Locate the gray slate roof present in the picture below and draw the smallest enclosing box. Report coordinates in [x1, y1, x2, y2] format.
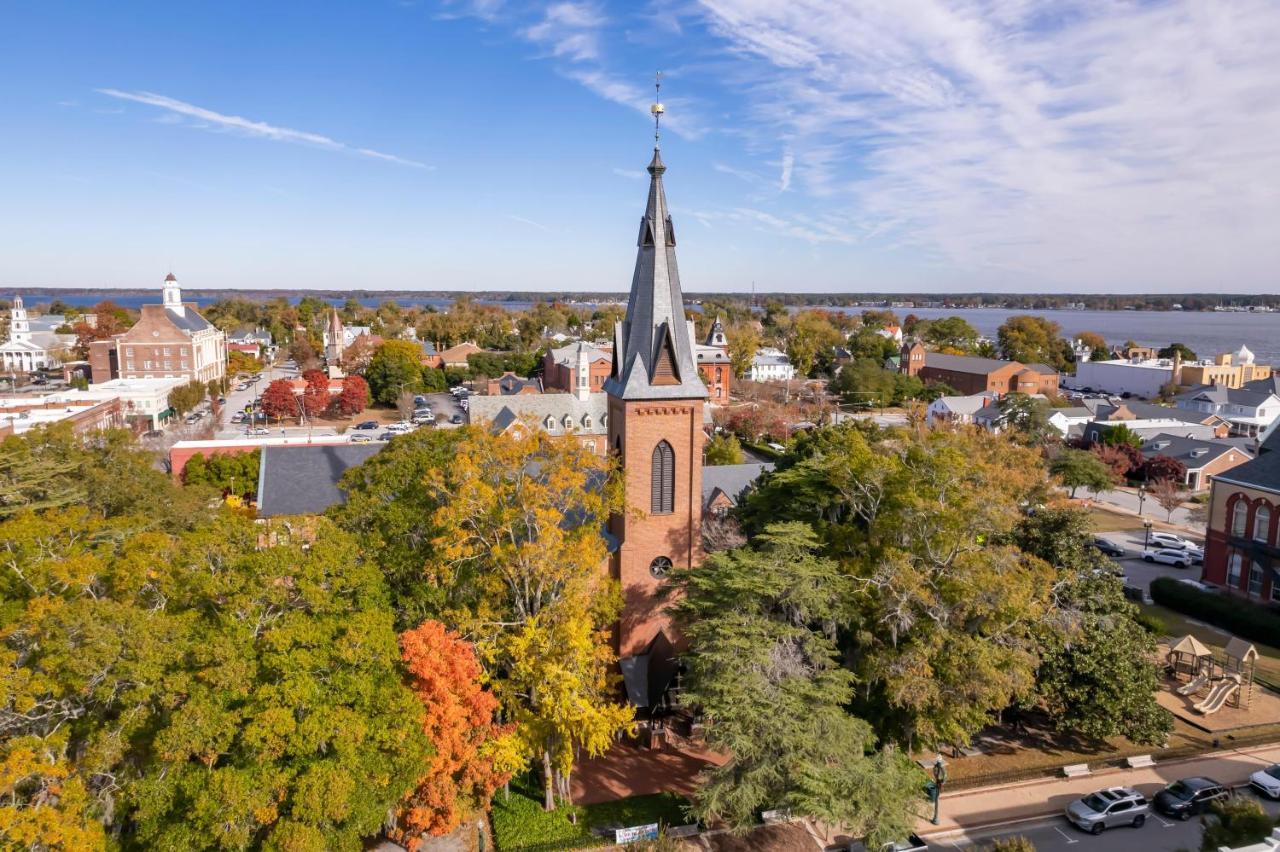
[258, 444, 382, 517]
[1212, 438, 1280, 494]
[1177, 384, 1278, 408]
[701, 462, 773, 507]
[1140, 433, 1250, 469]
[604, 149, 708, 402]
[1243, 376, 1280, 396]
[469, 391, 609, 435]
[550, 341, 610, 367]
[165, 305, 213, 333]
[1095, 401, 1219, 425]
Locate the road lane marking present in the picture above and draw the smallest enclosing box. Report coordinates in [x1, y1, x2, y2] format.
[1154, 814, 1176, 827]
[1051, 826, 1079, 844]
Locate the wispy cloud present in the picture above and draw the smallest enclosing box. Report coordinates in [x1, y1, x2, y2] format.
[613, 167, 645, 179]
[505, 213, 551, 231]
[694, 0, 1280, 288]
[522, 2, 605, 62]
[96, 89, 430, 169]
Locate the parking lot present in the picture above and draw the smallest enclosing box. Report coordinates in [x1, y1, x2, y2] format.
[1095, 527, 1207, 592]
[948, 787, 1280, 851]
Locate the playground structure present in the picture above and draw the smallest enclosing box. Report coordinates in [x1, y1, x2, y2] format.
[1166, 635, 1259, 716]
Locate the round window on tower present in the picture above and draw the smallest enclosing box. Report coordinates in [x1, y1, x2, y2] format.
[649, 556, 673, 578]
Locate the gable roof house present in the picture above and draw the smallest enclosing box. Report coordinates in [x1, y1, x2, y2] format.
[1177, 385, 1280, 442]
[926, 392, 998, 426]
[1140, 433, 1253, 491]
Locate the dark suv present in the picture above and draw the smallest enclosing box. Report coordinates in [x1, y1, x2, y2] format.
[1153, 777, 1229, 819]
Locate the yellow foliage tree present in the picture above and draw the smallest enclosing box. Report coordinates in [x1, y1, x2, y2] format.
[0, 732, 106, 851]
[423, 426, 632, 811]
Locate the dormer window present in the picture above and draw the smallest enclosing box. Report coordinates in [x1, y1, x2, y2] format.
[582, 415, 592, 429]
[544, 415, 555, 430]
[562, 415, 573, 429]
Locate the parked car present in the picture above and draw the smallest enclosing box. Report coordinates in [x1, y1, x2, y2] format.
[230, 412, 246, 424]
[141, 430, 164, 439]
[245, 427, 270, 436]
[378, 431, 397, 441]
[412, 413, 435, 425]
[1148, 531, 1193, 550]
[1065, 787, 1148, 834]
[1142, 548, 1193, 568]
[1182, 543, 1205, 564]
[355, 420, 379, 430]
[450, 413, 464, 424]
[1153, 777, 1229, 819]
[1093, 537, 1125, 557]
[1249, 764, 1280, 799]
[387, 422, 414, 433]
[235, 383, 250, 391]
[349, 433, 374, 444]
[413, 395, 428, 405]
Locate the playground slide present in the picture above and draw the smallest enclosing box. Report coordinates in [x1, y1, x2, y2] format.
[1178, 673, 1211, 696]
[1195, 675, 1242, 715]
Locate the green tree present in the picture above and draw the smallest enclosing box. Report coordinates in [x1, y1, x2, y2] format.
[921, 316, 979, 352]
[1100, 423, 1143, 449]
[1158, 342, 1197, 361]
[786, 311, 842, 379]
[668, 523, 922, 842]
[1010, 507, 1172, 744]
[738, 424, 1056, 748]
[1050, 449, 1115, 497]
[421, 365, 448, 393]
[331, 428, 468, 629]
[1199, 797, 1275, 851]
[727, 323, 761, 379]
[167, 379, 207, 416]
[830, 359, 897, 408]
[704, 432, 746, 466]
[997, 393, 1053, 444]
[181, 449, 261, 498]
[366, 339, 426, 404]
[997, 316, 1067, 370]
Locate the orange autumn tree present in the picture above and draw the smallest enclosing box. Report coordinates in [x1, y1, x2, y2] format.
[394, 620, 515, 843]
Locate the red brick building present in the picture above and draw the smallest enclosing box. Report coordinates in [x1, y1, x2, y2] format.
[1201, 432, 1280, 601]
[695, 316, 731, 403]
[900, 342, 1060, 397]
[95, 275, 226, 385]
[605, 145, 708, 678]
[542, 342, 612, 394]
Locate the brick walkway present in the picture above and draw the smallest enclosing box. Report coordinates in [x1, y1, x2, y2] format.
[916, 741, 1280, 838]
[571, 739, 729, 806]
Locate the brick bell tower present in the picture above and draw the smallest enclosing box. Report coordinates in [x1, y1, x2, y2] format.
[605, 91, 707, 669]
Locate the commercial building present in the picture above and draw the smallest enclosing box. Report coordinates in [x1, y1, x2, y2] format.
[48, 377, 188, 430]
[1073, 347, 1273, 399]
[96, 275, 226, 385]
[0, 396, 124, 437]
[899, 343, 1060, 397]
[1179, 346, 1271, 389]
[542, 341, 612, 394]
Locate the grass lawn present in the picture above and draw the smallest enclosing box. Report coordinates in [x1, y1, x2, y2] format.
[490, 777, 690, 851]
[1087, 505, 1184, 534]
[1141, 603, 1280, 688]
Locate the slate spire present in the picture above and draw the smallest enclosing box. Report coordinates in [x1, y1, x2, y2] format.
[604, 143, 707, 401]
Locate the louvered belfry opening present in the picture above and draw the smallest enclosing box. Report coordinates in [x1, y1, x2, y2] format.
[651, 440, 674, 514]
[650, 325, 681, 385]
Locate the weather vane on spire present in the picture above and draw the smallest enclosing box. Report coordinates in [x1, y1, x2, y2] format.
[650, 71, 664, 148]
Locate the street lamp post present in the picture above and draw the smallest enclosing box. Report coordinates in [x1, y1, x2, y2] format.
[1137, 482, 1147, 517]
[929, 754, 948, 825]
[1144, 519, 1153, 550]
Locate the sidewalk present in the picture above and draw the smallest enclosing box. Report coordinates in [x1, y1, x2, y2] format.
[1084, 486, 1200, 533]
[917, 742, 1280, 837]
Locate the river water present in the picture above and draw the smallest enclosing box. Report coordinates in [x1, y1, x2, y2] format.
[875, 307, 1280, 365]
[15, 292, 1280, 366]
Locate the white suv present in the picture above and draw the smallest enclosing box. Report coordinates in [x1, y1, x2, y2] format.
[1142, 548, 1193, 568]
[1148, 531, 1192, 550]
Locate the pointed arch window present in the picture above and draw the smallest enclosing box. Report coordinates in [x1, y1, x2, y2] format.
[651, 440, 674, 515]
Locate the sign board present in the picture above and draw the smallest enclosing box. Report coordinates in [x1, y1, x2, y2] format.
[615, 823, 660, 843]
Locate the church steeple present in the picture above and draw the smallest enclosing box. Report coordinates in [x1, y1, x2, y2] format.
[604, 94, 706, 402]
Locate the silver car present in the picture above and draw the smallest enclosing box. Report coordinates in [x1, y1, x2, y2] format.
[1065, 787, 1148, 834]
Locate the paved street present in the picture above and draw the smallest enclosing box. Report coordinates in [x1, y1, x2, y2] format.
[941, 789, 1280, 851]
[1089, 486, 1198, 531]
[1092, 527, 1209, 591]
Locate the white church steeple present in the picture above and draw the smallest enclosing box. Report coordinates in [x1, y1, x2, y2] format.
[9, 295, 30, 342]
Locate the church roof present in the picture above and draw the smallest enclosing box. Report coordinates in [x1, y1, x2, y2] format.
[604, 148, 707, 402]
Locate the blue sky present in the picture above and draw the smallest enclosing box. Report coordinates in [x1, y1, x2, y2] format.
[2, 1, 1279, 294]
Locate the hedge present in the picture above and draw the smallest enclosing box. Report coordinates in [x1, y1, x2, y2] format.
[1149, 577, 1280, 647]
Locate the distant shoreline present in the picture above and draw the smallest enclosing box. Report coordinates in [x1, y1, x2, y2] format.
[3, 287, 1278, 313]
